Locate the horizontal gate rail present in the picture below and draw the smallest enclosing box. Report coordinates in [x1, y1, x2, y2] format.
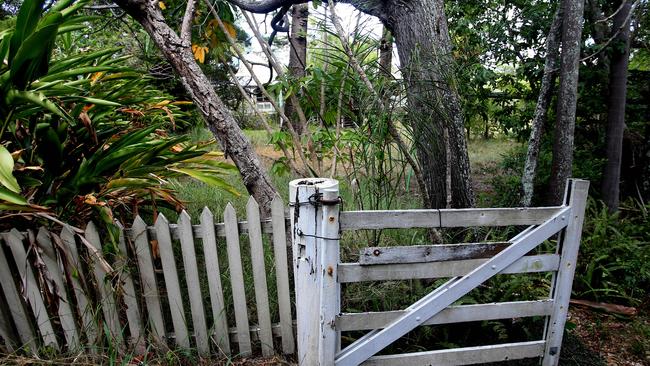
[340, 206, 563, 230]
[359, 241, 510, 265]
[336, 300, 554, 332]
[361, 340, 547, 366]
[339, 253, 560, 283]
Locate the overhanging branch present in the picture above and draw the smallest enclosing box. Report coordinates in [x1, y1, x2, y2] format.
[221, 0, 388, 24]
[223, 0, 306, 13]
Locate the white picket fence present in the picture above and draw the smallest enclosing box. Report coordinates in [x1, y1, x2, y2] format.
[290, 178, 589, 366]
[0, 196, 294, 357]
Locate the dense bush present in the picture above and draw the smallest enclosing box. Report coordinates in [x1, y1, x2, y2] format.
[574, 199, 650, 306]
[0, 0, 237, 232]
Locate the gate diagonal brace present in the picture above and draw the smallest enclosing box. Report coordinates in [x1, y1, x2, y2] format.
[334, 206, 572, 366]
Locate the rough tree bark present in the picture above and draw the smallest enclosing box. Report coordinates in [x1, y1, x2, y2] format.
[114, 0, 278, 214]
[521, 7, 563, 207]
[285, 3, 309, 135]
[602, 0, 634, 212]
[548, 0, 585, 204]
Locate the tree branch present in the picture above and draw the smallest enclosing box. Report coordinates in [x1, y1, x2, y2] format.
[580, 0, 639, 63]
[180, 0, 198, 45]
[222, 0, 305, 13]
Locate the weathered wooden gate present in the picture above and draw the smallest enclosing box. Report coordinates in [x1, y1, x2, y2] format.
[290, 178, 589, 366]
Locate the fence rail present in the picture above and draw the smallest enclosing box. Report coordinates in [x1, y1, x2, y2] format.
[0, 196, 294, 357]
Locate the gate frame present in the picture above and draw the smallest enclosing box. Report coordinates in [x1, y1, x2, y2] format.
[290, 178, 589, 366]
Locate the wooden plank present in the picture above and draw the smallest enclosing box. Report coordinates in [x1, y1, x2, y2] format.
[246, 197, 274, 356]
[4, 229, 59, 350]
[340, 207, 562, 230]
[318, 188, 341, 364]
[114, 223, 144, 351]
[0, 234, 37, 351]
[155, 214, 190, 348]
[200, 207, 230, 355]
[543, 179, 590, 366]
[132, 216, 166, 346]
[335, 207, 570, 366]
[337, 300, 554, 331]
[60, 226, 97, 344]
[201, 207, 230, 356]
[0, 297, 15, 351]
[339, 254, 560, 283]
[36, 228, 80, 350]
[359, 242, 510, 265]
[84, 222, 122, 345]
[361, 340, 546, 366]
[224, 203, 252, 356]
[271, 195, 295, 354]
[178, 211, 209, 355]
[340, 210, 441, 230]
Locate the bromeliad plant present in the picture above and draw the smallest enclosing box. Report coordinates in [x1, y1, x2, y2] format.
[0, 0, 238, 231]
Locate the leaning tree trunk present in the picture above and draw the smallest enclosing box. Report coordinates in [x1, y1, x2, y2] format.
[386, 0, 474, 208]
[115, 0, 278, 214]
[285, 3, 309, 136]
[548, 0, 585, 205]
[521, 7, 563, 207]
[602, 0, 633, 212]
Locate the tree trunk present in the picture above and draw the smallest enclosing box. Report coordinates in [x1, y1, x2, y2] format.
[379, 26, 392, 78]
[285, 4, 308, 136]
[115, 0, 278, 214]
[380, 0, 475, 208]
[601, 0, 633, 212]
[548, 0, 585, 205]
[521, 7, 563, 207]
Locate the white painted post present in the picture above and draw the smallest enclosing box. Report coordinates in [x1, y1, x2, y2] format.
[542, 179, 589, 366]
[318, 187, 341, 365]
[289, 178, 339, 366]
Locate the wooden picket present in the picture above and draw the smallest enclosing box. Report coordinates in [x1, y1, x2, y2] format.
[0, 196, 295, 358]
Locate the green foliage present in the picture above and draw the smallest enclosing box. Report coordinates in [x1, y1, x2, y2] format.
[0, 0, 237, 228]
[573, 199, 650, 306]
[446, 0, 557, 140]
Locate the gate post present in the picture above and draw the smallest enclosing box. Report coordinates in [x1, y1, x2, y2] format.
[290, 178, 340, 365]
[542, 179, 589, 366]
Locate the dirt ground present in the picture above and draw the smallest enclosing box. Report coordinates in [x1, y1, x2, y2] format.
[568, 306, 650, 366]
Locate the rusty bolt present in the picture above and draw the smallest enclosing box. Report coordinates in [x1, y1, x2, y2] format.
[329, 216, 335, 223]
[327, 265, 334, 276]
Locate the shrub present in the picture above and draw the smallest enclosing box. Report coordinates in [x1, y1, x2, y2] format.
[0, 0, 237, 232]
